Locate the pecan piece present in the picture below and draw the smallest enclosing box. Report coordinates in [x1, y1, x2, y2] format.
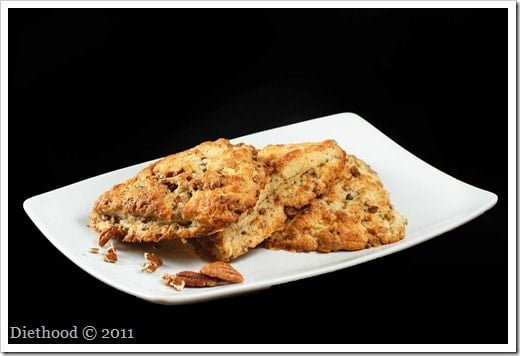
[103, 244, 118, 263]
[200, 261, 244, 283]
[175, 271, 219, 287]
[98, 229, 112, 247]
[98, 226, 125, 247]
[141, 252, 163, 273]
[162, 273, 186, 291]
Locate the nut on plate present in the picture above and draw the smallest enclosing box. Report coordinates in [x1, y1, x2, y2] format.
[162, 273, 186, 291]
[103, 244, 118, 263]
[174, 271, 220, 287]
[200, 261, 244, 283]
[142, 252, 163, 273]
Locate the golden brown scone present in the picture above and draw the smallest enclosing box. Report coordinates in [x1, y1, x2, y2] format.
[262, 154, 407, 252]
[188, 173, 286, 262]
[189, 140, 347, 261]
[89, 138, 269, 244]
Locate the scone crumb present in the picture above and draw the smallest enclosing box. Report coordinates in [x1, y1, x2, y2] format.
[89, 247, 100, 254]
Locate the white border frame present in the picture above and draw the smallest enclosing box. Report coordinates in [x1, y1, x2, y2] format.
[1, 1, 515, 353]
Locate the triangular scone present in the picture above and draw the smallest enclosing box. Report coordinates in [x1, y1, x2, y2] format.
[189, 140, 347, 261]
[262, 154, 407, 252]
[89, 138, 269, 245]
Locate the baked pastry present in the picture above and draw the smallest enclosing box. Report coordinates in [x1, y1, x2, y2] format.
[262, 154, 407, 252]
[189, 140, 347, 261]
[89, 138, 269, 244]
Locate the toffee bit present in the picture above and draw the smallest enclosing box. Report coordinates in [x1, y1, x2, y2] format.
[345, 191, 358, 200]
[350, 166, 361, 177]
[367, 206, 379, 213]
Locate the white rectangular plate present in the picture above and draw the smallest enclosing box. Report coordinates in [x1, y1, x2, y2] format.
[23, 112, 497, 305]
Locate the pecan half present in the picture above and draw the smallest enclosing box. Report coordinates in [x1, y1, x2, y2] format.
[141, 252, 163, 273]
[175, 271, 219, 287]
[200, 261, 244, 283]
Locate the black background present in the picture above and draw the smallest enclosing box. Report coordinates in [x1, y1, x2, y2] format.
[8, 8, 508, 345]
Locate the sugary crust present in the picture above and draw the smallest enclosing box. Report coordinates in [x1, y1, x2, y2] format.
[190, 140, 347, 261]
[89, 139, 269, 242]
[257, 139, 346, 208]
[262, 154, 407, 252]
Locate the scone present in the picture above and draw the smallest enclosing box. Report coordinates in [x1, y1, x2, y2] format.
[262, 154, 407, 252]
[89, 138, 269, 244]
[189, 140, 347, 261]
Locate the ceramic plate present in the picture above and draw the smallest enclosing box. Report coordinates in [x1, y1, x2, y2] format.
[23, 112, 497, 304]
